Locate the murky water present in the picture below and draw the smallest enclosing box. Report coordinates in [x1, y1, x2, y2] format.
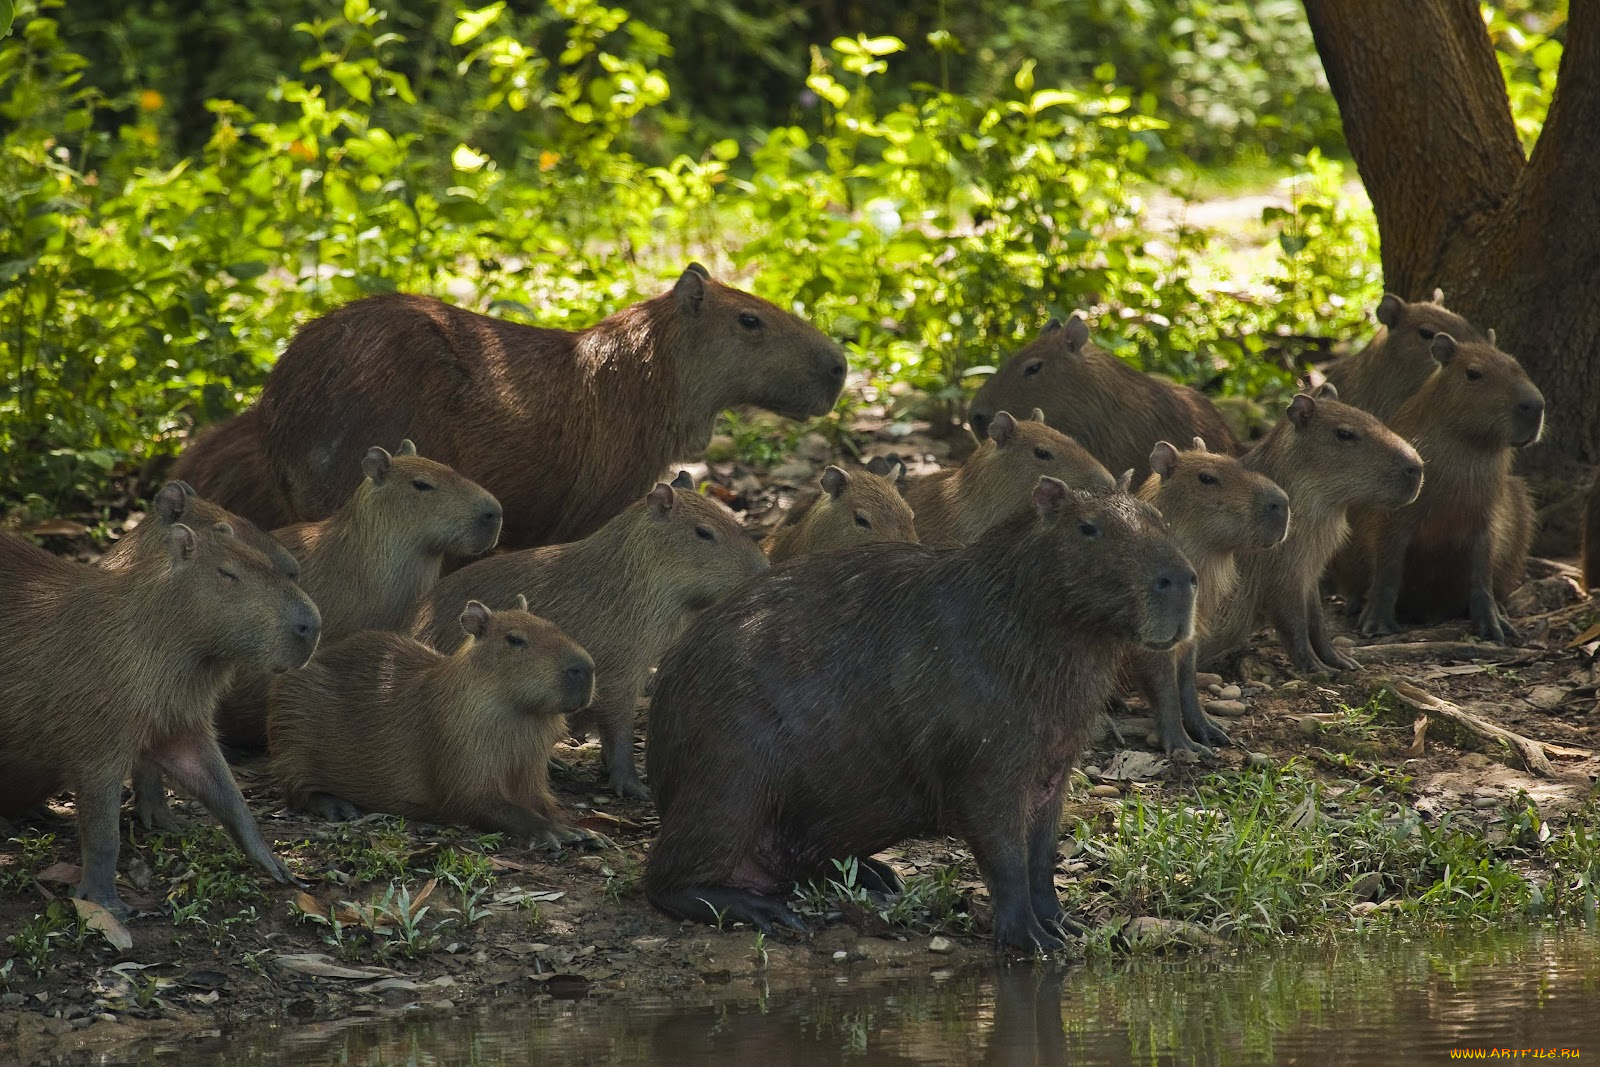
[110, 930, 1600, 1065]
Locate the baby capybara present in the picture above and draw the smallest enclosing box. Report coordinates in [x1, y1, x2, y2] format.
[764, 464, 917, 563]
[644, 476, 1197, 953]
[967, 316, 1238, 481]
[1334, 334, 1542, 642]
[270, 598, 604, 848]
[412, 474, 768, 799]
[1126, 439, 1289, 754]
[102, 479, 299, 580]
[1321, 290, 1489, 421]
[905, 409, 1114, 546]
[0, 523, 320, 916]
[1202, 388, 1423, 675]
[251, 264, 847, 547]
[170, 410, 295, 532]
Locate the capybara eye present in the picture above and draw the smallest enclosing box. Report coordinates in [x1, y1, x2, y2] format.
[217, 568, 240, 583]
[1419, 327, 1436, 340]
[1336, 428, 1357, 442]
[855, 512, 871, 529]
[1198, 472, 1218, 486]
[739, 312, 762, 329]
[1466, 368, 1484, 381]
[695, 525, 716, 541]
[1023, 360, 1044, 377]
[1033, 447, 1053, 461]
[1078, 521, 1100, 538]
[505, 633, 527, 648]
[412, 479, 436, 492]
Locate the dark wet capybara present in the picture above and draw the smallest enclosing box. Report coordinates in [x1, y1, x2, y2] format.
[1332, 334, 1542, 642]
[253, 264, 847, 547]
[0, 523, 320, 917]
[1321, 290, 1489, 422]
[643, 476, 1197, 954]
[1201, 388, 1423, 675]
[169, 409, 296, 532]
[269, 598, 604, 848]
[967, 316, 1238, 482]
[1125, 438, 1289, 755]
[412, 474, 768, 800]
[764, 464, 917, 563]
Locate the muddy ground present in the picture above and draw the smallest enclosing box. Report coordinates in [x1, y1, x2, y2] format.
[2, 416, 1597, 1065]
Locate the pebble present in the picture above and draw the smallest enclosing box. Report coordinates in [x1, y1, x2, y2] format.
[1246, 752, 1273, 769]
[1459, 753, 1490, 770]
[1473, 796, 1500, 810]
[1088, 784, 1122, 798]
[832, 951, 849, 962]
[928, 936, 955, 955]
[1195, 672, 1224, 689]
[1217, 684, 1242, 701]
[1296, 715, 1321, 738]
[1527, 685, 1568, 711]
[1206, 683, 1223, 696]
[1206, 700, 1249, 718]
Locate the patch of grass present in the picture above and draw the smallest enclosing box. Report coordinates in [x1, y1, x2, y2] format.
[147, 824, 268, 931]
[6, 902, 74, 976]
[317, 818, 415, 886]
[0, 832, 59, 893]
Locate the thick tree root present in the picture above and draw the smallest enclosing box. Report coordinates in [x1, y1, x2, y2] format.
[1379, 678, 1591, 777]
[1355, 641, 1527, 664]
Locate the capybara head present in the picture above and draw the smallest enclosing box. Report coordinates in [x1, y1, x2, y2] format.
[672, 263, 847, 421]
[355, 440, 504, 555]
[1372, 290, 1488, 357]
[1025, 477, 1196, 650]
[158, 521, 321, 673]
[1281, 389, 1424, 509]
[965, 409, 1116, 499]
[797, 465, 917, 554]
[627, 474, 770, 610]
[1146, 438, 1291, 552]
[457, 596, 595, 716]
[106, 481, 301, 580]
[1416, 334, 1545, 449]
[968, 316, 1098, 440]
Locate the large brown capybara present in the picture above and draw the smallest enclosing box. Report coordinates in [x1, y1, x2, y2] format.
[269, 598, 604, 848]
[764, 464, 917, 563]
[0, 523, 319, 916]
[1321, 290, 1489, 422]
[412, 474, 768, 800]
[1584, 475, 1600, 593]
[252, 264, 847, 547]
[1201, 389, 1423, 675]
[170, 409, 296, 532]
[905, 409, 1115, 547]
[643, 476, 1197, 953]
[967, 316, 1238, 482]
[1126, 438, 1289, 755]
[1332, 334, 1543, 642]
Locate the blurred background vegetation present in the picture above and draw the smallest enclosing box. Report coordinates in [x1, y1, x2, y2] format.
[0, 0, 1567, 518]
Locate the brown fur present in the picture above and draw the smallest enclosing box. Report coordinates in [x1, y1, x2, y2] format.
[968, 316, 1238, 481]
[1202, 390, 1423, 675]
[1322, 291, 1489, 421]
[170, 410, 295, 531]
[101, 480, 298, 580]
[1332, 335, 1543, 641]
[1585, 475, 1600, 592]
[905, 410, 1115, 547]
[764, 464, 917, 563]
[642, 477, 1197, 951]
[0, 522, 319, 915]
[412, 478, 768, 799]
[1125, 439, 1290, 753]
[269, 599, 602, 847]
[255, 264, 847, 547]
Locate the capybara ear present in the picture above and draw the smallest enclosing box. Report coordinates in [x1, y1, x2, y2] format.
[1031, 476, 1070, 522]
[175, 480, 198, 497]
[1116, 469, 1135, 493]
[459, 600, 492, 639]
[1191, 436, 1208, 453]
[1312, 381, 1339, 402]
[674, 265, 707, 314]
[989, 411, 1018, 448]
[396, 439, 418, 456]
[647, 482, 676, 518]
[1431, 287, 1445, 304]
[1029, 407, 1047, 423]
[865, 453, 903, 480]
[511, 593, 529, 613]
[1430, 332, 1459, 365]
[890, 461, 907, 485]
[1287, 394, 1318, 428]
[820, 466, 849, 498]
[684, 262, 711, 280]
[152, 481, 190, 524]
[1150, 441, 1179, 479]
[362, 446, 393, 486]
[1040, 317, 1063, 336]
[170, 523, 198, 562]
[1062, 315, 1090, 351]
[1375, 293, 1404, 327]
[670, 470, 695, 491]
[210, 521, 236, 538]
[1487, 327, 1496, 347]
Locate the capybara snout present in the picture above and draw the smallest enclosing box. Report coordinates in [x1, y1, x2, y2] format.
[1144, 563, 1199, 651]
[200, 529, 322, 673]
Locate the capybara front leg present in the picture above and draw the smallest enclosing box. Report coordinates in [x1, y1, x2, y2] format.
[1175, 643, 1231, 750]
[597, 697, 649, 800]
[131, 757, 181, 832]
[645, 885, 809, 934]
[1306, 594, 1360, 672]
[1358, 515, 1417, 637]
[1468, 527, 1519, 644]
[969, 823, 1063, 955]
[1026, 784, 1082, 938]
[74, 774, 130, 918]
[152, 735, 291, 884]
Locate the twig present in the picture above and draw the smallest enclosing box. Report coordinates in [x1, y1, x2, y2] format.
[1355, 641, 1525, 664]
[1379, 678, 1590, 777]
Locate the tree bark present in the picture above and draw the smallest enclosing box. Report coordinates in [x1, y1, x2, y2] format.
[1303, 0, 1600, 524]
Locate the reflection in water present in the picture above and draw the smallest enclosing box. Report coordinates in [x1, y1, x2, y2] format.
[103, 930, 1600, 1065]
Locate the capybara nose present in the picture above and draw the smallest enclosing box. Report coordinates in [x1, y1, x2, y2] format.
[829, 359, 846, 380]
[565, 661, 593, 687]
[1260, 490, 1291, 544]
[1517, 396, 1545, 419]
[288, 603, 321, 665]
[563, 660, 595, 710]
[480, 506, 502, 526]
[1152, 567, 1196, 597]
[969, 411, 991, 439]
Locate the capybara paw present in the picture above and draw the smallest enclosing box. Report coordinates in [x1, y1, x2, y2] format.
[609, 775, 652, 802]
[1194, 715, 1233, 749]
[853, 856, 905, 896]
[735, 897, 809, 935]
[75, 885, 130, 921]
[136, 800, 183, 834]
[994, 916, 1065, 956]
[547, 755, 574, 778]
[1037, 909, 1086, 938]
[1476, 610, 1520, 646]
[307, 794, 364, 822]
[1357, 606, 1400, 638]
[1160, 729, 1216, 759]
[267, 856, 294, 884]
[1325, 648, 1362, 672]
[572, 827, 616, 851]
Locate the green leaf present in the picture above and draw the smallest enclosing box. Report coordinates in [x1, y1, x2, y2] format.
[331, 61, 372, 104]
[452, 2, 505, 46]
[1014, 60, 1036, 93]
[341, 0, 369, 24]
[0, 0, 14, 39]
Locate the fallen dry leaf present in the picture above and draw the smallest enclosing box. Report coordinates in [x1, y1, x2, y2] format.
[34, 861, 82, 885]
[1405, 714, 1429, 758]
[72, 898, 133, 951]
[22, 519, 90, 537]
[1568, 621, 1600, 648]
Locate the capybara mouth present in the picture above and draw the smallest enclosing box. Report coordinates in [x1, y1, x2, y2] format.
[1512, 425, 1544, 448]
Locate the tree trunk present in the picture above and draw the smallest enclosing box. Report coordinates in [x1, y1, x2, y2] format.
[1303, 0, 1600, 545]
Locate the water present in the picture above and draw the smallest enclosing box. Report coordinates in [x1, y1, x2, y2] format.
[114, 930, 1600, 1065]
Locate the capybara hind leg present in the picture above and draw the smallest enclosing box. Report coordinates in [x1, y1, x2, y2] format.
[647, 885, 809, 934]
[853, 855, 904, 895]
[969, 824, 1063, 955]
[597, 700, 649, 800]
[152, 736, 291, 884]
[74, 775, 130, 919]
[131, 758, 181, 832]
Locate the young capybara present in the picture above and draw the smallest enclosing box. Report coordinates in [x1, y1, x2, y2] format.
[1201, 389, 1423, 675]
[169, 410, 296, 532]
[1321, 290, 1490, 422]
[0, 523, 320, 916]
[1584, 475, 1600, 593]
[412, 474, 768, 799]
[1332, 334, 1543, 642]
[764, 464, 917, 563]
[1125, 438, 1290, 754]
[101, 479, 300, 581]
[643, 477, 1197, 952]
[967, 315, 1238, 481]
[269, 598, 604, 848]
[905, 409, 1115, 547]
[251, 263, 847, 547]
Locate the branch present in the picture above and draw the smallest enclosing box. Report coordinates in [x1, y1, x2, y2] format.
[1381, 678, 1590, 777]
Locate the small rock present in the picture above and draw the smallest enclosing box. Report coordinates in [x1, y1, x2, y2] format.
[1350, 871, 1384, 902]
[928, 936, 955, 955]
[1333, 636, 1355, 647]
[1247, 752, 1273, 769]
[1473, 795, 1500, 810]
[1278, 680, 1307, 694]
[1206, 683, 1223, 696]
[1349, 902, 1379, 917]
[1206, 700, 1249, 718]
[832, 951, 849, 962]
[1217, 684, 1242, 701]
[1459, 753, 1490, 770]
[1296, 715, 1321, 738]
[769, 460, 815, 484]
[1527, 685, 1568, 711]
[1195, 672, 1224, 689]
[1088, 784, 1122, 798]
[630, 937, 669, 952]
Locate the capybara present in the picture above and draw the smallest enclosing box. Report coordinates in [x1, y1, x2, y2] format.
[1321, 290, 1489, 421]
[0, 523, 320, 916]
[905, 409, 1115, 547]
[170, 410, 295, 532]
[101, 479, 299, 580]
[764, 464, 917, 563]
[1584, 475, 1600, 592]
[1332, 334, 1542, 642]
[642, 476, 1196, 952]
[252, 263, 846, 547]
[269, 598, 603, 847]
[1202, 389, 1423, 675]
[967, 315, 1238, 481]
[1126, 438, 1289, 754]
[412, 474, 768, 799]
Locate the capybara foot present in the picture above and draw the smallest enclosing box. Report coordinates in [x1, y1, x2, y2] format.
[531, 824, 614, 851]
[1190, 713, 1233, 750]
[74, 882, 130, 921]
[649, 885, 810, 935]
[135, 792, 183, 833]
[547, 754, 574, 779]
[1473, 605, 1520, 645]
[1158, 727, 1217, 760]
[1357, 603, 1401, 638]
[1037, 908, 1086, 938]
[607, 771, 651, 801]
[993, 912, 1065, 956]
[852, 855, 904, 895]
[306, 792, 364, 822]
